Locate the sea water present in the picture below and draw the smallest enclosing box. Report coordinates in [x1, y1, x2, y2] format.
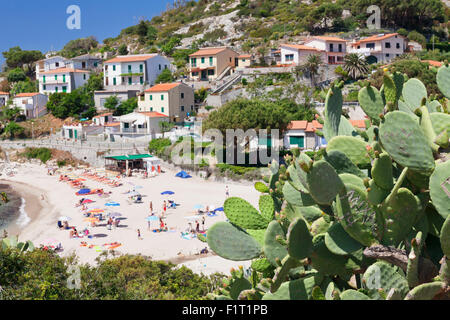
[0, 183, 30, 233]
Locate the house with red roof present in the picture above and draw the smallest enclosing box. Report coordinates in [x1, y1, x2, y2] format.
[284, 120, 326, 150]
[117, 111, 169, 137]
[138, 82, 195, 122]
[103, 54, 172, 90]
[189, 47, 239, 81]
[12, 92, 48, 119]
[348, 33, 408, 64]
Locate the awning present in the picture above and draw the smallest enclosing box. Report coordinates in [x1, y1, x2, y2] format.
[105, 154, 153, 161]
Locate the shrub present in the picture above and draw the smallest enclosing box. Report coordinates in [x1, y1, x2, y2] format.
[22, 147, 52, 163]
[148, 138, 172, 155]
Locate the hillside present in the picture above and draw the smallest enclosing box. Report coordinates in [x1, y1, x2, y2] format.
[86, 0, 448, 64]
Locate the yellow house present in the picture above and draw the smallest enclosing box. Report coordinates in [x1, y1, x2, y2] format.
[138, 82, 195, 122]
[237, 54, 253, 68]
[189, 47, 239, 81]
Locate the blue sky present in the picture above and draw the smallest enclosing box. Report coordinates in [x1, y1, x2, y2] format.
[1, 0, 174, 66]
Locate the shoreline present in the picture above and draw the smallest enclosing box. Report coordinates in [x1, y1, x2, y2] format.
[0, 180, 50, 238]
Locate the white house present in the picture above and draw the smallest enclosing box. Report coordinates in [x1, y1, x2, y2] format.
[284, 120, 326, 150]
[12, 93, 48, 119]
[103, 54, 172, 91]
[35, 56, 71, 79]
[280, 44, 325, 65]
[304, 36, 347, 65]
[0, 92, 9, 107]
[38, 67, 91, 94]
[94, 89, 141, 111]
[92, 112, 114, 126]
[118, 112, 169, 136]
[348, 33, 408, 64]
[70, 54, 102, 71]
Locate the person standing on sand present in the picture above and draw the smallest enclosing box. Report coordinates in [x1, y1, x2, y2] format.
[225, 186, 230, 198]
[196, 221, 200, 233]
[137, 229, 142, 240]
[202, 216, 206, 231]
[150, 201, 153, 215]
[163, 201, 167, 215]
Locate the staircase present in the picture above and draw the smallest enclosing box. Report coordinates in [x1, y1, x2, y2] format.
[211, 71, 242, 94]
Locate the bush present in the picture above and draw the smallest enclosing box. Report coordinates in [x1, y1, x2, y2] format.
[22, 147, 52, 163]
[148, 138, 172, 155]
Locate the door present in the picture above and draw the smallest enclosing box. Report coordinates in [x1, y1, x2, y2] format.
[201, 70, 207, 80]
[69, 129, 73, 139]
[74, 130, 78, 140]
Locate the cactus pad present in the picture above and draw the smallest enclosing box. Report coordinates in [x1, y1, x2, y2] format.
[405, 282, 446, 300]
[371, 153, 394, 190]
[403, 78, 428, 110]
[383, 74, 398, 107]
[441, 216, 450, 257]
[325, 222, 363, 256]
[259, 195, 275, 222]
[264, 221, 288, 267]
[254, 182, 269, 193]
[437, 65, 450, 99]
[287, 218, 313, 260]
[379, 111, 435, 173]
[367, 179, 389, 205]
[287, 163, 308, 193]
[362, 262, 409, 298]
[323, 85, 343, 140]
[340, 290, 370, 300]
[251, 258, 272, 272]
[429, 160, 450, 219]
[262, 273, 324, 300]
[224, 197, 269, 230]
[327, 136, 371, 168]
[207, 222, 262, 261]
[285, 203, 323, 224]
[307, 160, 345, 205]
[283, 181, 316, 207]
[339, 173, 366, 191]
[430, 112, 450, 136]
[358, 85, 385, 121]
[336, 185, 382, 246]
[325, 150, 365, 178]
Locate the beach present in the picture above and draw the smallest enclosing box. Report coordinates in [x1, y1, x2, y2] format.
[1, 162, 259, 275]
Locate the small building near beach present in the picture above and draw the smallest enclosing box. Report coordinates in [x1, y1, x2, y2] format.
[0, 92, 9, 107]
[105, 154, 155, 173]
[284, 120, 326, 150]
[12, 92, 48, 119]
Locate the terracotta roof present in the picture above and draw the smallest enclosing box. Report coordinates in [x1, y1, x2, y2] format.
[421, 60, 443, 68]
[288, 121, 308, 130]
[94, 112, 113, 118]
[239, 54, 252, 58]
[15, 92, 40, 98]
[312, 36, 347, 42]
[145, 83, 181, 92]
[105, 54, 157, 64]
[311, 120, 323, 129]
[139, 112, 169, 118]
[281, 44, 321, 52]
[350, 120, 366, 129]
[354, 33, 401, 45]
[40, 67, 90, 75]
[189, 47, 228, 57]
[103, 122, 120, 127]
[0, 92, 9, 95]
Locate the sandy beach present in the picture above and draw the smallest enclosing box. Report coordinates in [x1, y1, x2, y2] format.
[1, 162, 259, 275]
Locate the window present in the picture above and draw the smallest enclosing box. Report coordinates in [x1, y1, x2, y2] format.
[150, 95, 153, 101]
[62, 86, 67, 93]
[43, 85, 46, 90]
[338, 44, 343, 52]
[140, 77, 144, 85]
[161, 95, 164, 101]
[386, 54, 390, 57]
[165, 65, 167, 69]
[181, 93, 184, 99]
[242, 59, 246, 62]
[285, 54, 294, 62]
[209, 57, 213, 66]
[55, 75, 58, 81]
[229, 57, 232, 62]
[289, 136, 305, 148]
[208, 69, 215, 75]
[385, 42, 391, 49]
[181, 106, 184, 111]
[140, 64, 143, 73]
[191, 58, 197, 67]
[366, 43, 375, 49]
[192, 72, 199, 76]
[159, 64, 161, 70]
[55, 87, 58, 93]
[113, 77, 117, 85]
[191, 105, 194, 111]
[63, 75, 66, 83]
[113, 65, 116, 71]
[161, 107, 164, 113]
[94, 62, 98, 67]
[55, 62, 59, 67]
[82, 62, 86, 68]
[330, 44, 334, 52]
[201, 57, 205, 64]
[150, 107, 153, 111]
[83, 74, 86, 80]
[396, 43, 400, 49]
[128, 65, 132, 72]
[140, 95, 145, 101]
[128, 77, 132, 85]
[43, 76, 46, 83]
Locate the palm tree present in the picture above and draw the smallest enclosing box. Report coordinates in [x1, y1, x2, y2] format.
[299, 54, 323, 87]
[343, 53, 370, 80]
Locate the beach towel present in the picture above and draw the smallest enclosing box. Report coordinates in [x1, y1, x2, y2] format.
[175, 171, 192, 179]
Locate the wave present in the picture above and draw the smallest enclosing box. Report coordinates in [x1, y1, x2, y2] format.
[15, 197, 31, 227]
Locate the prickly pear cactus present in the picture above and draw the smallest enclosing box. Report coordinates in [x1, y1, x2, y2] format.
[207, 69, 450, 300]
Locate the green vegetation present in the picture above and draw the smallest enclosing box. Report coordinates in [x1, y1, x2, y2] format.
[21, 147, 52, 163]
[3, 121, 25, 139]
[0, 240, 223, 300]
[60, 36, 98, 58]
[155, 69, 175, 84]
[205, 67, 450, 300]
[148, 138, 172, 155]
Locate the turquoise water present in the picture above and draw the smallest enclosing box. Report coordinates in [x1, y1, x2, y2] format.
[0, 183, 22, 232]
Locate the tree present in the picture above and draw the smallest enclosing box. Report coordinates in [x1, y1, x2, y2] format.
[155, 69, 174, 84]
[3, 121, 24, 138]
[159, 121, 175, 138]
[299, 54, 323, 87]
[60, 37, 98, 58]
[2, 47, 43, 76]
[115, 98, 138, 116]
[7, 68, 27, 83]
[104, 96, 120, 111]
[46, 90, 90, 119]
[408, 30, 427, 47]
[118, 44, 129, 56]
[10, 79, 37, 96]
[343, 53, 369, 80]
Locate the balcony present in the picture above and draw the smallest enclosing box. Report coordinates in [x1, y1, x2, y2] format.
[42, 79, 69, 85]
[121, 127, 149, 134]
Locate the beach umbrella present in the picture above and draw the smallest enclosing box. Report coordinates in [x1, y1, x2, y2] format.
[214, 207, 224, 212]
[105, 201, 120, 207]
[193, 204, 204, 210]
[161, 191, 175, 195]
[146, 216, 159, 221]
[108, 212, 122, 219]
[89, 209, 105, 214]
[82, 199, 94, 204]
[59, 216, 72, 222]
[85, 217, 100, 223]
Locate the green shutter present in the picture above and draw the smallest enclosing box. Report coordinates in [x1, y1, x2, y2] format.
[128, 77, 132, 85]
[201, 57, 205, 63]
[128, 65, 132, 72]
[289, 136, 304, 148]
[140, 77, 143, 84]
[55, 75, 57, 81]
[210, 57, 213, 65]
[63, 75, 66, 82]
[55, 87, 58, 93]
[150, 95, 152, 101]
[140, 64, 143, 72]
[43, 76, 46, 83]
[62, 86, 67, 93]
[161, 95, 164, 101]
[113, 77, 116, 85]
[161, 107, 164, 113]
[113, 65, 116, 71]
